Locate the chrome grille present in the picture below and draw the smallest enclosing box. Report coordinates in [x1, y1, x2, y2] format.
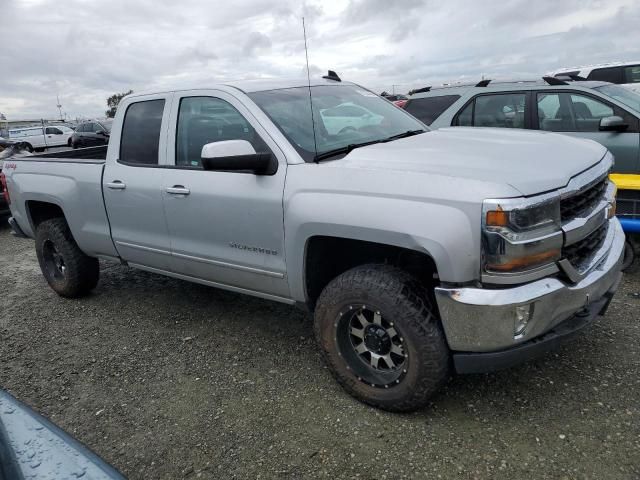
[563, 223, 608, 268]
[560, 178, 607, 222]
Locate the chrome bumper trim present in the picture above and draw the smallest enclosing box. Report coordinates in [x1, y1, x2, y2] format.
[435, 218, 624, 352]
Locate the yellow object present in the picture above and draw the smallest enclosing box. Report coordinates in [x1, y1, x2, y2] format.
[610, 174, 640, 191]
[487, 249, 561, 272]
[486, 210, 509, 227]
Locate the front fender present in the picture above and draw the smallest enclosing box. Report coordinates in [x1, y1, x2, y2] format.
[284, 191, 480, 303]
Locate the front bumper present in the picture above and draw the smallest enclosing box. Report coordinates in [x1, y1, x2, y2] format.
[434, 218, 625, 359]
[452, 279, 619, 373]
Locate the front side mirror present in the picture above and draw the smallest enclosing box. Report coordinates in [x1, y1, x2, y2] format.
[599, 116, 628, 132]
[201, 140, 276, 175]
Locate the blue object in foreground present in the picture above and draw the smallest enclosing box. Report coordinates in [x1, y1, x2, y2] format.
[619, 217, 640, 234]
[0, 390, 125, 480]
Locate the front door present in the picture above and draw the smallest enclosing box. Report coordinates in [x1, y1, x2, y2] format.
[45, 127, 64, 147]
[103, 94, 174, 270]
[535, 91, 640, 173]
[161, 91, 289, 298]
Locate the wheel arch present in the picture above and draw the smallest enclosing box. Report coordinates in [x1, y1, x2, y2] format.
[302, 234, 440, 308]
[26, 200, 67, 232]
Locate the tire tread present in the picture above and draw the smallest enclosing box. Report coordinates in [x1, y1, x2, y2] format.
[314, 264, 450, 412]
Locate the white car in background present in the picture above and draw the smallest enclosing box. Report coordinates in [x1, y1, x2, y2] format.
[549, 61, 640, 92]
[320, 102, 384, 135]
[9, 125, 74, 152]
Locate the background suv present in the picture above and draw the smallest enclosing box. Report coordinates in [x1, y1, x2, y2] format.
[70, 119, 113, 148]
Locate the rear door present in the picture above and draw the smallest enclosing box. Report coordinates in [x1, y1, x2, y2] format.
[534, 90, 640, 173]
[102, 94, 174, 270]
[161, 90, 289, 298]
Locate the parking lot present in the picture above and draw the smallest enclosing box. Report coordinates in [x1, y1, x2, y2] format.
[0, 220, 639, 479]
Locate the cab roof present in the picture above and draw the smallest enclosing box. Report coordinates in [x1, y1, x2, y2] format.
[128, 76, 356, 98]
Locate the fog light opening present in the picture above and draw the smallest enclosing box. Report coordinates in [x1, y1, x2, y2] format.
[514, 304, 533, 339]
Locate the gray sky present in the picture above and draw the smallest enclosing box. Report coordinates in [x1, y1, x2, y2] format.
[2, 0, 640, 120]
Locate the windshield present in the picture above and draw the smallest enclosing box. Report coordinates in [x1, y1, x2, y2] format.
[594, 84, 640, 113]
[249, 85, 426, 161]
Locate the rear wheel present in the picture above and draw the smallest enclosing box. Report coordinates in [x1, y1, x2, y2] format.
[314, 264, 450, 412]
[35, 218, 99, 297]
[23, 143, 34, 153]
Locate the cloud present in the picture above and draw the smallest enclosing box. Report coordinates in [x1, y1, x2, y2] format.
[243, 32, 273, 57]
[0, 0, 639, 119]
[389, 17, 421, 43]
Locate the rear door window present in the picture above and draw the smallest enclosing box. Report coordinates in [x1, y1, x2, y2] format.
[455, 93, 527, 128]
[120, 99, 165, 165]
[404, 95, 460, 125]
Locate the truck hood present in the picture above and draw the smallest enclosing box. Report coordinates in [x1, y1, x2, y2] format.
[337, 127, 607, 196]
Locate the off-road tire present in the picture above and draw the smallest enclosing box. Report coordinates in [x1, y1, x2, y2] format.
[314, 264, 451, 412]
[35, 218, 99, 297]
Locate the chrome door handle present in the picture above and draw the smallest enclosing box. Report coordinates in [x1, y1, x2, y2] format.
[106, 181, 126, 190]
[166, 186, 190, 195]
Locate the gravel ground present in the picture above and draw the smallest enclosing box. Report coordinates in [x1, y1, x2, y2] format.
[1, 220, 639, 479]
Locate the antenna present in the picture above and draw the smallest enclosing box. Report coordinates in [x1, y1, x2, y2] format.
[302, 17, 319, 161]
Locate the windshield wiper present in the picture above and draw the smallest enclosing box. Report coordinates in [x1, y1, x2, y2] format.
[381, 129, 426, 142]
[313, 130, 426, 162]
[314, 139, 384, 161]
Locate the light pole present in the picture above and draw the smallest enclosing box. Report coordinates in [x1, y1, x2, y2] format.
[56, 94, 64, 121]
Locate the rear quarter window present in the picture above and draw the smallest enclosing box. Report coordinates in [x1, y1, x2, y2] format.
[587, 67, 624, 84]
[404, 95, 460, 125]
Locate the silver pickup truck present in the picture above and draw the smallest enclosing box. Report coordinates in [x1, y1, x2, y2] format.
[2, 76, 624, 412]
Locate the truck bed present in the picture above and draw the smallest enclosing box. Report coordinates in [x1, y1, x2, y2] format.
[29, 145, 107, 162]
[4, 145, 118, 259]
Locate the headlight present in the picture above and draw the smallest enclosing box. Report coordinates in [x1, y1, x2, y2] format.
[483, 198, 563, 274]
[486, 201, 560, 235]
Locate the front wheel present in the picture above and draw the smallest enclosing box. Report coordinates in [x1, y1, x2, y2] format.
[623, 239, 638, 273]
[314, 264, 450, 412]
[35, 218, 99, 297]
